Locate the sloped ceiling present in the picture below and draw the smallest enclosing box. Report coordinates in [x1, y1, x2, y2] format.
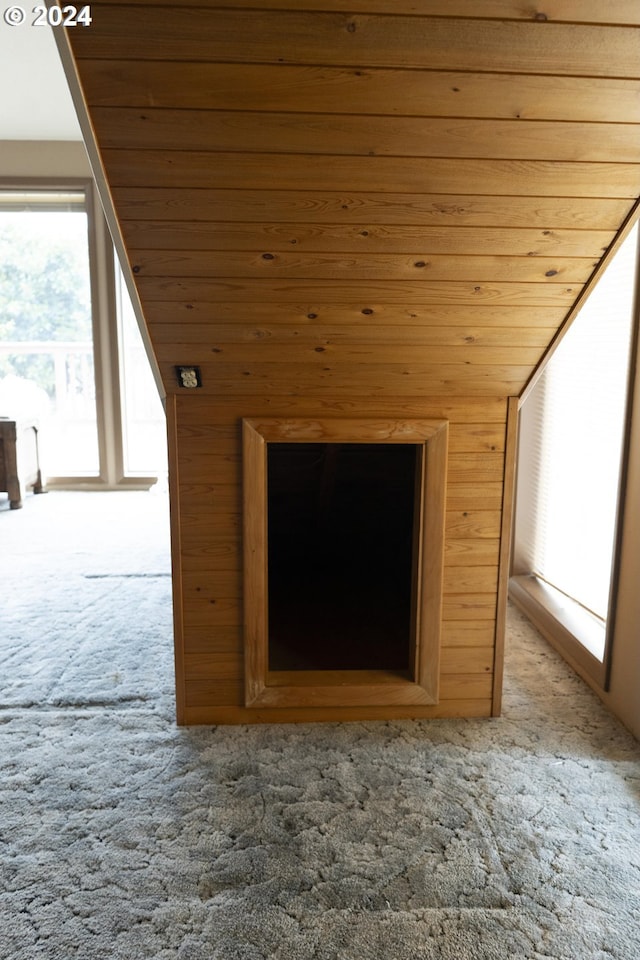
[55, 0, 640, 724]
[59, 0, 640, 401]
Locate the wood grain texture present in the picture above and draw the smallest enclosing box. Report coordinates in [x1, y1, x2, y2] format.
[130, 250, 596, 284]
[121, 222, 615, 258]
[101, 151, 640, 197]
[72, 8, 640, 78]
[156, 343, 546, 368]
[242, 417, 447, 708]
[161, 362, 532, 397]
[91, 108, 640, 164]
[182, 698, 493, 725]
[165, 394, 186, 724]
[112, 189, 632, 229]
[81, 61, 640, 123]
[139, 278, 580, 307]
[174, 394, 510, 423]
[78, 1, 640, 26]
[62, 0, 640, 723]
[151, 322, 559, 349]
[183, 673, 493, 708]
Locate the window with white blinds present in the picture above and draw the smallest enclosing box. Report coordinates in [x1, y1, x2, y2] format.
[516, 223, 638, 640]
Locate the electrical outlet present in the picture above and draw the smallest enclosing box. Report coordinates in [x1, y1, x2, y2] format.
[175, 366, 202, 388]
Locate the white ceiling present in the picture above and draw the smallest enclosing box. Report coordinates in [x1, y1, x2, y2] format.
[0, 18, 82, 139]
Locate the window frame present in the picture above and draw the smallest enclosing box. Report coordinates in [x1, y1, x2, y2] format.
[0, 176, 160, 490]
[510, 218, 640, 691]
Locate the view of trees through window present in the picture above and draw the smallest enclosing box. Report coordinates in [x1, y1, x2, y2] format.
[0, 196, 99, 475]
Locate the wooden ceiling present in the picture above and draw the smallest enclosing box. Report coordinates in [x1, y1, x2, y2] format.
[62, 0, 640, 402]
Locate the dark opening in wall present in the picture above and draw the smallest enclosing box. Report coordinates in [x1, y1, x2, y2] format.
[267, 442, 419, 671]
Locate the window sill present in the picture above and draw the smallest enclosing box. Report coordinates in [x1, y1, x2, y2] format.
[509, 574, 607, 689]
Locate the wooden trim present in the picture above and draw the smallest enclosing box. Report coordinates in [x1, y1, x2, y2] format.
[603, 224, 640, 690]
[242, 419, 268, 705]
[182, 700, 493, 726]
[242, 417, 448, 709]
[491, 396, 518, 716]
[408, 446, 424, 683]
[89, 189, 123, 487]
[167, 394, 186, 724]
[419, 423, 447, 701]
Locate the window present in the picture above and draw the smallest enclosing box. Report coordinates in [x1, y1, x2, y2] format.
[0, 189, 98, 475]
[512, 222, 639, 685]
[115, 262, 167, 477]
[0, 181, 166, 490]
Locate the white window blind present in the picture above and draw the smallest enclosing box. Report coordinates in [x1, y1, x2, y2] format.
[519, 223, 638, 625]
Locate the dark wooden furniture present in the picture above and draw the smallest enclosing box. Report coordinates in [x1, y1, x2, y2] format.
[0, 418, 44, 509]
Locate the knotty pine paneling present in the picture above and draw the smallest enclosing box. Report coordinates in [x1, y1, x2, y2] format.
[130, 251, 596, 283]
[71, 9, 640, 77]
[181, 697, 494, 726]
[151, 322, 559, 349]
[80, 61, 640, 123]
[91, 109, 640, 163]
[156, 343, 547, 367]
[120, 222, 615, 257]
[61, 0, 640, 723]
[138, 280, 580, 308]
[162, 362, 531, 397]
[175, 418, 507, 455]
[168, 391, 507, 722]
[101, 152, 640, 197]
[111, 189, 633, 229]
[183, 646, 495, 682]
[162, 0, 640, 24]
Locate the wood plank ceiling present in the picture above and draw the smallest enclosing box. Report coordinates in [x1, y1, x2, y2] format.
[60, 0, 640, 723]
[69, 0, 640, 399]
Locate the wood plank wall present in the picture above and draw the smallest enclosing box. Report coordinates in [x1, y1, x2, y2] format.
[62, 1, 640, 723]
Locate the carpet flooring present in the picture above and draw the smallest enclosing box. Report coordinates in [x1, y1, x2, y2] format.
[0, 490, 638, 960]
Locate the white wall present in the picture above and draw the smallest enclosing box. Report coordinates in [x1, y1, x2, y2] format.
[0, 19, 81, 140]
[605, 337, 640, 738]
[0, 141, 90, 178]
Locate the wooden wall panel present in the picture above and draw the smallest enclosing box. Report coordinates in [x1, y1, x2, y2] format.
[137, 279, 580, 307]
[99, 151, 640, 197]
[80, 61, 640, 123]
[91, 109, 640, 162]
[71, 8, 640, 78]
[61, 0, 640, 723]
[120, 223, 614, 258]
[164, 0, 640, 23]
[165, 391, 509, 721]
[130, 251, 596, 284]
[111, 189, 632, 229]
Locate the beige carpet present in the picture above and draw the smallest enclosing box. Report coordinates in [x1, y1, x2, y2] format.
[0, 490, 638, 959]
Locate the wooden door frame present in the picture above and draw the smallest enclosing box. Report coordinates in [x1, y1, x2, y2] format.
[242, 417, 448, 709]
